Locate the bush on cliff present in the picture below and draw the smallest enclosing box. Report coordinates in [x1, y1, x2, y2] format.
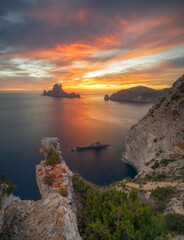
[150, 186, 175, 212]
[59, 186, 68, 197]
[45, 149, 60, 165]
[165, 213, 184, 234]
[0, 173, 17, 195]
[72, 173, 166, 240]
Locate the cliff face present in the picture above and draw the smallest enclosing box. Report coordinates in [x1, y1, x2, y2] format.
[123, 75, 184, 171]
[0, 137, 81, 240]
[43, 84, 80, 98]
[104, 86, 169, 103]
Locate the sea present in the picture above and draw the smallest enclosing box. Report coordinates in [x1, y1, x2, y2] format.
[0, 92, 153, 200]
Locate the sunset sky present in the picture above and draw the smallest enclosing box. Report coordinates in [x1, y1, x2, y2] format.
[0, 0, 184, 92]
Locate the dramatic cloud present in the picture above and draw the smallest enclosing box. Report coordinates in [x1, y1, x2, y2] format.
[0, 0, 184, 91]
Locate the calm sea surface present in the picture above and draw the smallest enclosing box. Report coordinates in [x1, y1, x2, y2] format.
[0, 92, 152, 200]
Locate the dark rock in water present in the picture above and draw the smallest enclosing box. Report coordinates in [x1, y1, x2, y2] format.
[104, 86, 169, 103]
[104, 94, 110, 101]
[72, 142, 110, 151]
[43, 84, 80, 98]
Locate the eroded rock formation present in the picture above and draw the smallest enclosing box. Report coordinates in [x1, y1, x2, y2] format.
[0, 137, 81, 240]
[43, 84, 80, 98]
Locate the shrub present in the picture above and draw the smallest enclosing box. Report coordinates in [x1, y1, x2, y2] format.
[73, 173, 165, 240]
[59, 186, 68, 197]
[151, 187, 175, 201]
[150, 186, 175, 212]
[5, 184, 17, 195]
[160, 158, 176, 167]
[165, 213, 184, 234]
[0, 173, 17, 195]
[152, 174, 167, 182]
[43, 174, 55, 186]
[151, 160, 160, 170]
[124, 176, 132, 182]
[153, 138, 157, 143]
[46, 149, 60, 165]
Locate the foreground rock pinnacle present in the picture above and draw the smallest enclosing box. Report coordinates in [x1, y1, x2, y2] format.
[0, 137, 81, 240]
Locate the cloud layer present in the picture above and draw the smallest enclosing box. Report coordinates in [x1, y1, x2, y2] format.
[0, 0, 184, 91]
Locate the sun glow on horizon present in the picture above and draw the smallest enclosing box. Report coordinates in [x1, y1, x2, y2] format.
[0, 1, 184, 91]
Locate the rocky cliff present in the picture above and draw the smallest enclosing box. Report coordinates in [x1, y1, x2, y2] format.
[123, 74, 184, 171]
[104, 86, 169, 103]
[43, 84, 80, 98]
[0, 137, 81, 240]
[121, 75, 184, 222]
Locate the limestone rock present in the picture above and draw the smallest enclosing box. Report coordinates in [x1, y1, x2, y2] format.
[0, 137, 81, 240]
[123, 74, 184, 171]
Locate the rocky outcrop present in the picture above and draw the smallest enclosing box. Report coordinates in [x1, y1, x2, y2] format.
[43, 84, 80, 98]
[104, 86, 169, 103]
[123, 74, 184, 172]
[0, 137, 81, 240]
[72, 141, 110, 151]
[104, 94, 110, 101]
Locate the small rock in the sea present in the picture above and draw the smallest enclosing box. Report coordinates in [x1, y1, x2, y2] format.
[72, 141, 110, 151]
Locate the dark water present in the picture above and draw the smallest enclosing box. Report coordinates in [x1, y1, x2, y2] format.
[0, 92, 152, 200]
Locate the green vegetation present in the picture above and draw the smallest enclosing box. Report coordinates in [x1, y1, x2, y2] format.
[43, 174, 55, 186]
[145, 162, 150, 166]
[151, 160, 160, 170]
[156, 150, 163, 157]
[59, 186, 68, 197]
[150, 187, 175, 212]
[45, 149, 61, 165]
[171, 93, 182, 102]
[130, 124, 136, 130]
[160, 158, 176, 167]
[72, 173, 166, 240]
[179, 84, 184, 93]
[152, 174, 167, 182]
[153, 138, 157, 143]
[0, 173, 17, 195]
[165, 213, 184, 234]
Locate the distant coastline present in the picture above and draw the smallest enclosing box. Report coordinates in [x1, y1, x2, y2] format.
[104, 86, 169, 103]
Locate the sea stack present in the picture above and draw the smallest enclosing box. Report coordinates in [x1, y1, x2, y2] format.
[104, 94, 110, 101]
[43, 84, 80, 98]
[0, 137, 81, 240]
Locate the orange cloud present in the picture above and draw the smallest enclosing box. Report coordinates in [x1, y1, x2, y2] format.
[0, 9, 184, 92]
